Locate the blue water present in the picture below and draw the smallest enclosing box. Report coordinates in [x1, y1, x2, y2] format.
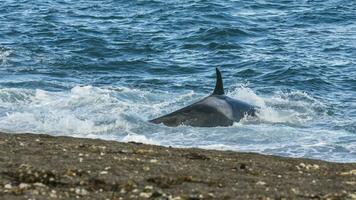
[0, 0, 355, 162]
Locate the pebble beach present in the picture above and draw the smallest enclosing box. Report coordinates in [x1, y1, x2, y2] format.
[1, 132, 355, 200]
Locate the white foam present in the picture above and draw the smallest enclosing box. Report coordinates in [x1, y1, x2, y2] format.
[122, 133, 159, 145]
[0, 48, 12, 65]
[0, 86, 132, 136]
[198, 144, 236, 151]
[229, 85, 327, 124]
[0, 85, 354, 162]
[229, 85, 266, 107]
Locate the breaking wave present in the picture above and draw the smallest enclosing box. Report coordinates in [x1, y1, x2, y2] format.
[0, 85, 354, 162]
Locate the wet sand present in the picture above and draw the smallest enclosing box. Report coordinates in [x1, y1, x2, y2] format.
[0, 132, 355, 200]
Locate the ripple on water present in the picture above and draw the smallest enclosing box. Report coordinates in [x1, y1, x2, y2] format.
[0, 0, 355, 162]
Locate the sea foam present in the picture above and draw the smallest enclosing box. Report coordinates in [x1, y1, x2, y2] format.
[0, 85, 354, 162]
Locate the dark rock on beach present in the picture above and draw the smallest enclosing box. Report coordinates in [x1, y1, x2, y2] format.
[0, 132, 355, 199]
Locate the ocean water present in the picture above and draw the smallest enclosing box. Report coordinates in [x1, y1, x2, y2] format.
[0, 0, 355, 162]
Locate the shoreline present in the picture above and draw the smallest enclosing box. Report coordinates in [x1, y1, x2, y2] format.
[0, 132, 355, 199]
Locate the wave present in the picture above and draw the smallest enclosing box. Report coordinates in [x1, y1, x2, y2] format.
[228, 85, 328, 125]
[0, 84, 327, 133]
[0, 47, 12, 65]
[0, 85, 353, 162]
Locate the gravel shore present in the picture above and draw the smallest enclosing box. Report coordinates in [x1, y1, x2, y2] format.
[0, 132, 355, 200]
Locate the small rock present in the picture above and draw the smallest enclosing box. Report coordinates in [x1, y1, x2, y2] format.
[33, 182, 46, 188]
[150, 190, 162, 198]
[298, 163, 320, 170]
[139, 192, 152, 198]
[312, 164, 320, 170]
[291, 188, 300, 194]
[340, 169, 356, 176]
[50, 190, 57, 198]
[19, 183, 31, 190]
[348, 193, 356, 199]
[144, 185, 153, 190]
[256, 181, 266, 186]
[186, 152, 210, 160]
[150, 159, 158, 163]
[75, 188, 88, 196]
[4, 183, 12, 189]
[207, 193, 215, 198]
[49, 193, 57, 198]
[169, 196, 182, 200]
[100, 171, 108, 175]
[345, 181, 356, 185]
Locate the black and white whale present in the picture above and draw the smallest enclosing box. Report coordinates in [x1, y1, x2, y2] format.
[149, 68, 257, 127]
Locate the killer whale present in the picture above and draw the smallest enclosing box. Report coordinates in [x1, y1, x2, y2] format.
[149, 68, 257, 127]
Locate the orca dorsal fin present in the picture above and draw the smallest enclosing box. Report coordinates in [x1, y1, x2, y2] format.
[212, 67, 225, 95]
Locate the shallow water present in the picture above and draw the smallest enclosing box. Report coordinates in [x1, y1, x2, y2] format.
[0, 0, 355, 162]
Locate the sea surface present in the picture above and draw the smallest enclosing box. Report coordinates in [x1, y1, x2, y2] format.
[0, 0, 355, 162]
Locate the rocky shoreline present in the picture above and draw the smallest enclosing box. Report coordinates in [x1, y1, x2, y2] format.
[0, 132, 355, 199]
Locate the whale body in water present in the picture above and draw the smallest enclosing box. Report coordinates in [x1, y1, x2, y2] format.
[150, 68, 257, 127]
